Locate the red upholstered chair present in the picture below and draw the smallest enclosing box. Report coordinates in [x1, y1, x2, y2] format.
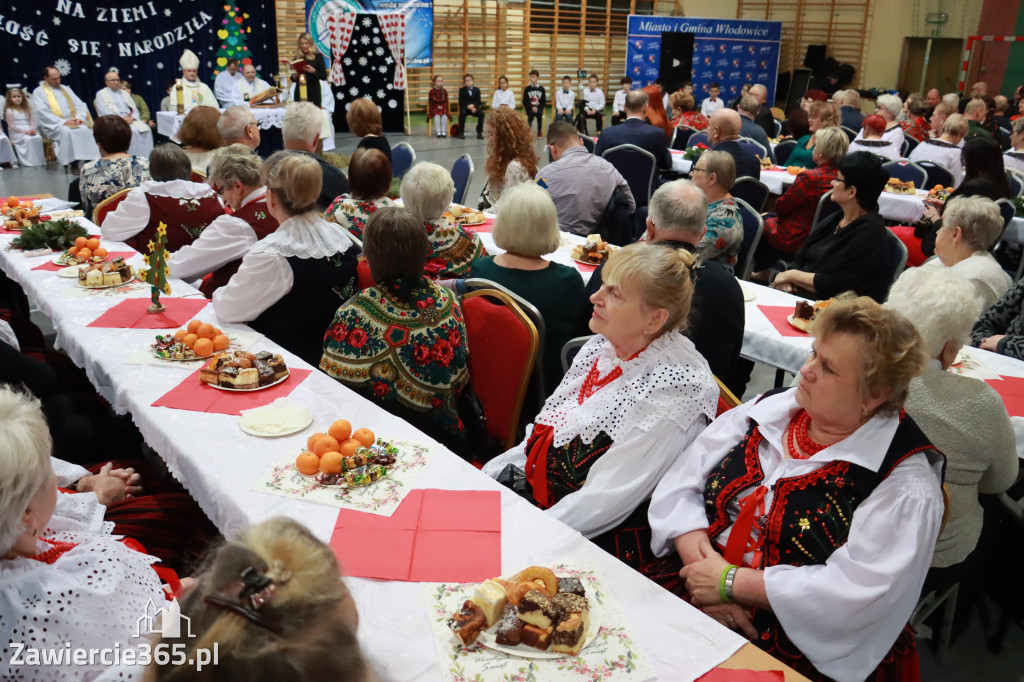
[460, 289, 539, 450]
[92, 187, 132, 227]
[356, 259, 375, 291]
[715, 376, 741, 417]
[190, 169, 207, 183]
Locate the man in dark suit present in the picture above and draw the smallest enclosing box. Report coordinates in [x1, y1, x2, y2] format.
[749, 84, 776, 138]
[707, 108, 760, 180]
[457, 73, 484, 139]
[837, 89, 864, 131]
[594, 90, 672, 169]
[282, 101, 347, 212]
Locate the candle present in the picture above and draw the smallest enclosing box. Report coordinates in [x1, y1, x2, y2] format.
[175, 80, 184, 115]
[299, 74, 307, 102]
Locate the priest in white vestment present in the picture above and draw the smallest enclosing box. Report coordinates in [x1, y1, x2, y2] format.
[214, 57, 244, 106]
[231, 64, 275, 107]
[30, 66, 100, 168]
[179, 49, 217, 111]
[94, 71, 154, 157]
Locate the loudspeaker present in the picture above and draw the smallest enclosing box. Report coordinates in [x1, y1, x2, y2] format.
[659, 31, 695, 93]
[803, 45, 827, 71]
[787, 68, 812, 113]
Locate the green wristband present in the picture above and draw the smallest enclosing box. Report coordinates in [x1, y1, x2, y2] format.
[718, 564, 737, 603]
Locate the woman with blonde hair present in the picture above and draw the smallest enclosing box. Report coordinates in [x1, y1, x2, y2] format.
[469, 182, 585, 393]
[346, 97, 392, 161]
[484, 242, 718, 578]
[290, 32, 328, 108]
[786, 100, 840, 168]
[213, 151, 359, 366]
[480, 106, 539, 210]
[149, 517, 370, 681]
[909, 113, 968, 186]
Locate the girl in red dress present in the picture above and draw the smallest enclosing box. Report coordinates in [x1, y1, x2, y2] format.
[428, 75, 450, 138]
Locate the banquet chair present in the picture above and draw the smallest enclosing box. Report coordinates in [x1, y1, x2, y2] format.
[460, 289, 539, 450]
[773, 120, 782, 137]
[884, 227, 909, 291]
[391, 142, 416, 179]
[909, 484, 956, 663]
[882, 160, 927, 188]
[685, 131, 709, 149]
[809, 190, 842, 237]
[774, 139, 797, 166]
[731, 176, 770, 213]
[671, 126, 696, 150]
[451, 154, 474, 206]
[996, 199, 1016, 231]
[737, 137, 768, 161]
[714, 376, 741, 416]
[732, 196, 765, 281]
[560, 335, 594, 373]
[602, 144, 657, 208]
[1006, 169, 1024, 197]
[902, 136, 920, 157]
[190, 169, 206, 183]
[579, 134, 596, 154]
[840, 126, 858, 143]
[92, 187, 132, 226]
[915, 161, 955, 190]
[1000, 128, 1012, 152]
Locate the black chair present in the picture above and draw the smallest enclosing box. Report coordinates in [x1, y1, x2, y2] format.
[882, 159, 928, 187]
[915, 161, 955, 190]
[602, 144, 657, 208]
[579, 134, 596, 153]
[737, 137, 769, 161]
[997, 198, 1016, 231]
[809, 190, 842, 237]
[903, 136, 920, 157]
[561, 335, 594, 373]
[732, 196, 764, 281]
[1006, 169, 1024, 197]
[773, 120, 782, 137]
[731, 176, 771, 212]
[671, 126, 696, 150]
[884, 227, 909, 292]
[686, 131, 709, 149]
[840, 126, 858, 143]
[774, 139, 797, 166]
[391, 142, 416, 178]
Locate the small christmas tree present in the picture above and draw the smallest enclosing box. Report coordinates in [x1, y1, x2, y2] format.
[143, 222, 172, 313]
[213, 5, 254, 75]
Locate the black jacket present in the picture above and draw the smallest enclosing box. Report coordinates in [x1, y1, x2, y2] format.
[789, 211, 890, 302]
[523, 85, 546, 112]
[459, 86, 481, 111]
[594, 118, 672, 170]
[712, 139, 761, 180]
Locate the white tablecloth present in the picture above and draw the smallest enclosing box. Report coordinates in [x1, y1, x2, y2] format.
[0, 219, 748, 681]
[477, 226, 595, 284]
[156, 108, 335, 151]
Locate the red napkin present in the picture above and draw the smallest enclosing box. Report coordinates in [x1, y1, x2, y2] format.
[152, 367, 312, 415]
[33, 252, 136, 272]
[87, 298, 209, 329]
[757, 304, 808, 337]
[330, 488, 501, 582]
[699, 669, 785, 681]
[985, 375, 1024, 417]
[574, 261, 599, 274]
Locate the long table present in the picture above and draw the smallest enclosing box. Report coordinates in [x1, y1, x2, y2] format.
[0, 217, 808, 681]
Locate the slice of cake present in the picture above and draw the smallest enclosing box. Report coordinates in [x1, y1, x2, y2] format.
[550, 593, 591, 655]
[519, 623, 552, 651]
[448, 599, 486, 646]
[102, 272, 121, 286]
[470, 579, 507, 627]
[494, 604, 523, 645]
[85, 269, 103, 287]
[267, 354, 289, 381]
[557, 577, 585, 597]
[255, 361, 275, 386]
[517, 590, 559, 630]
[232, 367, 259, 390]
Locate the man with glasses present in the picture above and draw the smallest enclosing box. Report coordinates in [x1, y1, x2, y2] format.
[94, 70, 154, 157]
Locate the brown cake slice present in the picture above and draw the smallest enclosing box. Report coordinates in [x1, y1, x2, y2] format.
[794, 300, 814, 320]
[519, 623, 552, 651]
[557, 577, 585, 597]
[517, 590, 559, 630]
[494, 603, 523, 646]
[255, 361, 275, 386]
[550, 593, 591, 655]
[448, 599, 486, 646]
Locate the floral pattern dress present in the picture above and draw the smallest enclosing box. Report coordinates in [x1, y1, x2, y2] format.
[79, 155, 151, 215]
[698, 197, 743, 271]
[423, 217, 487, 278]
[320, 276, 470, 438]
[679, 110, 709, 131]
[324, 194, 394, 239]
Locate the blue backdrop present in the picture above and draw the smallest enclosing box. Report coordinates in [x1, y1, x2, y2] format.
[626, 16, 782, 104]
[2, 1, 278, 120]
[305, 0, 434, 67]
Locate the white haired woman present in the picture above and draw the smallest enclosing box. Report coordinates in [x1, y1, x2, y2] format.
[908, 113, 969, 186]
[484, 243, 718, 578]
[924, 195, 1011, 310]
[400, 161, 486, 278]
[650, 297, 943, 681]
[887, 267, 1017, 599]
[1005, 117, 1024, 174]
[0, 388, 168, 682]
[855, 93, 906, 151]
[469, 182, 584, 394]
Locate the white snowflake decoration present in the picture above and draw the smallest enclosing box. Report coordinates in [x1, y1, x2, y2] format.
[385, 57, 393, 65]
[386, 83, 393, 90]
[52, 16, 61, 25]
[378, 66, 388, 74]
[108, 65, 120, 73]
[372, 37, 380, 45]
[376, 89, 386, 99]
[164, 8, 171, 16]
[375, 47, 385, 57]
[360, 35, 371, 45]
[54, 59, 72, 76]
[387, 99, 397, 109]
[343, 57, 352, 66]
[362, 76, 371, 84]
[349, 86, 359, 96]
[335, 91, 345, 101]
[156, 62, 164, 70]
[372, 28, 379, 34]
[358, 57, 367, 66]
[362, 17, 373, 27]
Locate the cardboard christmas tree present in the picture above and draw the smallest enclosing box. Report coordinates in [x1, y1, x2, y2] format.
[143, 222, 172, 313]
[214, 5, 253, 75]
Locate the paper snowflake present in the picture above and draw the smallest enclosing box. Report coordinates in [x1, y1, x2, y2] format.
[358, 56, 367, 66]
[343, 57, 352, 66]
[54, 59, 71, 76]
[156, 62, 164, 70]
[375, 47, 385, 57]
[376, 89, 386, 99]
[387, 99, 397, 109]
[386, 83, 393, 90]
[378, 66, 388, 74]
[336, 91, 345, 101]
[52, 16, 61, 25]
[360, 35, 371, 45]
[362, 76, 370, 84]
[373, 28, 379, 34]
[362, 17, 373, 27]
[372, 37, 380, 45]
[349, 86, 359, 96]
[385, 57, 393, 65]
[164, 8, 171, 16]
[108, 65, 120, 73]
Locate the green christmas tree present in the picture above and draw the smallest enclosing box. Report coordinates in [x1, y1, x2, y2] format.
[143, 222, 172, 313]
[213, 4, 253, 76]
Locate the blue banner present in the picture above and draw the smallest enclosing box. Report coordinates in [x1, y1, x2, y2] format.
[626, 16, 782, 105]
[305, 0, 433, 68]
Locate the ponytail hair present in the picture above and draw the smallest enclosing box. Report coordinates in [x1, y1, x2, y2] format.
[602, 242, 698, 334]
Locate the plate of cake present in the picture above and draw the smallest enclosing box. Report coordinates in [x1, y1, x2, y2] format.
[75, 258, 135, 288]
[788, 298, 833, 333]
[445, 204, 487, 226]
[448, 565, 602, 659]
[570, 235, 618, 265]
[199, 350, 290, 391]
[884, 178, 916, 195]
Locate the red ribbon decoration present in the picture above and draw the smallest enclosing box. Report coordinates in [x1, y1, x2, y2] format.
[524, 423, 555, 509]
[723, 485, 768, 567]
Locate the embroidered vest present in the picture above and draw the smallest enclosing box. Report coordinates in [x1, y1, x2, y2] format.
[140, 193, 224, 252]
[200, 200, 279, 297]
[703, 411, 941, 677]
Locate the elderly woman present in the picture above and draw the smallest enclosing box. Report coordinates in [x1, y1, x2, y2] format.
[756, 126, 849, 271]
[479, 107, 539, 211]
[168, 144, 279, 297]
[0, 388, 168, 682]
[149, 517, 370, 681]
[213, 151, 358, 366]
[900, 93, 932, 141]
[908, 113, 968, 186]
[848, 114, 901, 160]
[100, 143, 223, 251]
[887, 268, 1017, 590]
[649, 297, 943, 682]
[922, 196, 1011, 310]
[469, 183, 585, 394]
[772, 152, 892, 302]
[400, 161, 486, 278]
[928, 101, 957, 139]
[325, 147, 395, 239]
[177, 105, 225, 173]
[671, 91, 708, 130]
[785, 101, 839, 168]
[79, 115, 151, 215]
[1004, 117, 1024, 174]
[859, 93, 906, 151]
[321, 206, 471, 448]
[689, 150, 743, 270]
[483, 243, 718, 576]
[347, 97, 391, 161]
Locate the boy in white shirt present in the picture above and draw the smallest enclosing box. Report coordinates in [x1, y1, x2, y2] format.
[612, 76, 632, 125]
[555, 76, 575, 123]
[491, 76, 516, 110]
[700, 82, 725, 117]
[582, 74, 605, 134]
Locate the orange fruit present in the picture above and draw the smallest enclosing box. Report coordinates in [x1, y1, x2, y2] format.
[77, 247, 92, 260]
[182, 333, 198, 348]
[352, 428, 375, 447]
[313, 435, 341, 457]
[86, 238, 100, 251]
[193, 337, 214, 357]
[173, 329, 188, 342]
[187, 320, 202, 334]
[328, 419, 352, 443]
[213, 327, 222, 336]
[319, 451, 343, 475]
[7, 196, 19, 207]
[74, 236, 88, 249]
[93, 247, 108, 259]
[196, 323, 215, 339]
[306, 432, 326, 451]
[295, 451, 320, 475]
[339, 439, 361, 457]
[212, 334, 229, 351]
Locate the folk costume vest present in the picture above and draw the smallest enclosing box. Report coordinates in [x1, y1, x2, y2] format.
[200, 199, 278, 297]
[140, 193, 223, 252]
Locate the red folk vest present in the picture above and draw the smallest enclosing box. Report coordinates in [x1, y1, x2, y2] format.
[139, 192, 224, 252]
[199, 199, 279, 297]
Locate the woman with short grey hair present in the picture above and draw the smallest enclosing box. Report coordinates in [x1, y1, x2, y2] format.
[855, 93, 906, 151]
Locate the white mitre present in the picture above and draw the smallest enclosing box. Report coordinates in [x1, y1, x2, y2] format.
[180, 49, 200, 70]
